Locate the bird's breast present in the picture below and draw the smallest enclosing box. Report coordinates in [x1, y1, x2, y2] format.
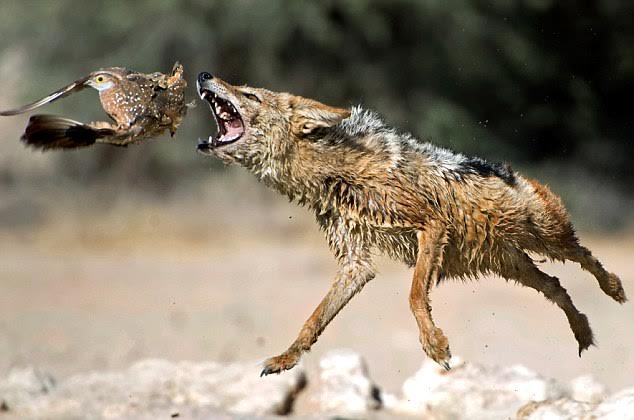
[100, 87, 148, 126]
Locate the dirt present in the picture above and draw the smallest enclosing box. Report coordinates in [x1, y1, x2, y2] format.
[0, 203, 632, 396]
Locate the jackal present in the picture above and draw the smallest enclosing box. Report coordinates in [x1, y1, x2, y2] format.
[196, 71, 626, 376]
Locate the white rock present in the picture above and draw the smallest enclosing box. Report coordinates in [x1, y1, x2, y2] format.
[2, 355, 630, 419]
[0, 359, 305, 419]
[570, 374, 608, 404]
[592, 387, 634, 419]
[516, 399, 593, 419]
[310, 349, 381, 415]
[394, 357, 567, 419]
[4, 366, 55, 395]
[0, 366, 56, 413]
[518, 387, 634, 420]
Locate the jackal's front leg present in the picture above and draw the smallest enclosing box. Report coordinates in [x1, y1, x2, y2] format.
[410, 223, 451, 370]
[261, 256, 375, 376]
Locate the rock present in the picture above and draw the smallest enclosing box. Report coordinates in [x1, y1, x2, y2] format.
[516, 399, 593, 419]
[2, 351, 631, 419]
[569, 374, 608, 404]
[4, 366, 56, 395]
[0, 366, 56, 413]
[392, 357, 567, 419]
[297, 349, 381, 416]
[589, 387, 634, 419]
[0, 359, 306, 419]
[517, 387, 634, 419]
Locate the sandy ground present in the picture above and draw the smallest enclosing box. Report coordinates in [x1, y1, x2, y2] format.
[0, 202, 633, 397]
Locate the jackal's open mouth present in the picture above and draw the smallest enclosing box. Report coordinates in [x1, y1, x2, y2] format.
[198, 89, 244, 148]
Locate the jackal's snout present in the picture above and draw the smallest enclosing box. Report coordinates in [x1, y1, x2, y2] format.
[197, 72, 245, 153]
[197, 72, 213, 84]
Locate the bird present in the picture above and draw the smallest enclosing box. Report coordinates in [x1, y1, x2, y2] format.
[0, 62, 191, 150]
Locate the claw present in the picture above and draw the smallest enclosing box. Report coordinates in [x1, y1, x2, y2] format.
[441, 360, 451, 371]
[260, 365, 281, 377]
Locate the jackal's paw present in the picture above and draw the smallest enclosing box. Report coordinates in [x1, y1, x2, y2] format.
[422, 327, 452, 371]
[572, 313, 595, 357]
[260, 351, 301, 377]
[607, 273, 627, 303]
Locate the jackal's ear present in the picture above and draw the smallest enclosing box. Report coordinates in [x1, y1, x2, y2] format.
[290, 97, 351, 138]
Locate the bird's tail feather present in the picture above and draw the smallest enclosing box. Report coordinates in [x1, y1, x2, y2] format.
[21, 115, 115, 150]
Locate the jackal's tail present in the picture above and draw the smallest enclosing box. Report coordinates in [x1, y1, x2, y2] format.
[20, 115, 116, 150]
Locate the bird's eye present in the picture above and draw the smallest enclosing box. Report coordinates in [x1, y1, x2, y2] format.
[96, 76, 105, 83]
[242, 91, 260, 102]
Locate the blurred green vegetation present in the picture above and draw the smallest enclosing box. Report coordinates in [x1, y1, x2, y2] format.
[0, 0, 632, 229]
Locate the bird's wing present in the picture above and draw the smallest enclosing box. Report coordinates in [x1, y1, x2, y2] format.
[0, 76, 90, 116]
[20, 114, 117, 150]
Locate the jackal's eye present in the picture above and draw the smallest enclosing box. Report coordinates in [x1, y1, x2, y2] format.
[241, 91, 261, 103]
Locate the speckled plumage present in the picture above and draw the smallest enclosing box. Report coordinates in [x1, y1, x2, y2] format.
[0, 63, 189, 149]
[196, 74, 627, 376]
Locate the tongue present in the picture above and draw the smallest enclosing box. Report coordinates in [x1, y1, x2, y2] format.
[223, 119, 243, 139]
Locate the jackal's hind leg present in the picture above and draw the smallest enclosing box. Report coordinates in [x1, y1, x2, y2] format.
[409, 225, 451, 370]
[261, 261, 375, 376]
[562, 244, 627, 303]
[500, 252, 595, 356]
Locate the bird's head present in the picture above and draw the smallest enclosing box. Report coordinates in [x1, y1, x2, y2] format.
[85, 70, 125, 92]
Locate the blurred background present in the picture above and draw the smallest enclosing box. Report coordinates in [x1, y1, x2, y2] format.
[0, 0, 632, 396]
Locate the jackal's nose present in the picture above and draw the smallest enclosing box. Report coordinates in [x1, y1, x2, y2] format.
[198, 72, 214, 84]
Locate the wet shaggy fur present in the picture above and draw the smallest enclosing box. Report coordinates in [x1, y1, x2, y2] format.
[196, 74, 627, 376]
